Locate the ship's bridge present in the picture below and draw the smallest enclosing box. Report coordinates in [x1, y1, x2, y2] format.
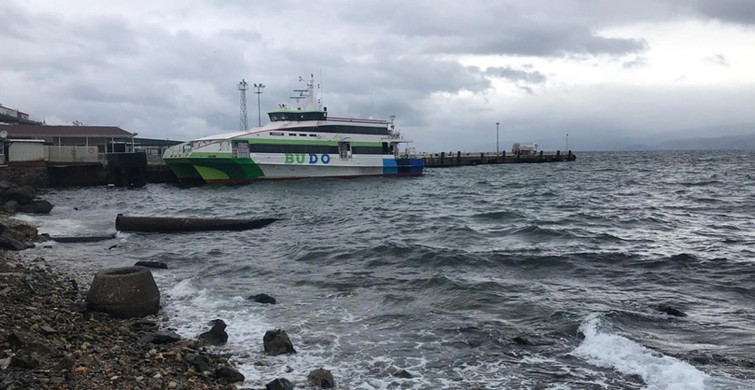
[268, 109, 327, 122]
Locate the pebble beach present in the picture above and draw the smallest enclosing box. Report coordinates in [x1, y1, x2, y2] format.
[0, 251, 245, 390]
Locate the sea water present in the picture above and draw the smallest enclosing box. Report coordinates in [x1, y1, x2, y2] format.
[18, 150, 755, 389]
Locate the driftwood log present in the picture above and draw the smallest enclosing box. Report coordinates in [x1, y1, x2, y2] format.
[115, 214, 278, 233]
[51, 234, 118, 243]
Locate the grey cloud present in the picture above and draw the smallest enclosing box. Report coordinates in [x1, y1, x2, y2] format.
[705, 54, 729, 66]
[471, 23, 647, 57]
[0, 3, 138, 78]
[0, 2, 31, 39]
[694, 0, 755, 24]
[623, 56, 649, 69]
[218, 29, 262, 42]
[484, 67, 546, 84]
[309, 59, 491, 126]
[517, 85, 534, 95]
[340, 1, 647, 57]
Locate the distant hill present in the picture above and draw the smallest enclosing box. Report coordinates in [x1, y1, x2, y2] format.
[558, 123, 755, 151]
[655, 133, 755, 150]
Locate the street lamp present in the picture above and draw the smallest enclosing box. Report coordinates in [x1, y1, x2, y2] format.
[132, 133, 138, 152]
[566, 133, 569, 151]
[253, 83, 265, 127]
[496, 122, 500, 154]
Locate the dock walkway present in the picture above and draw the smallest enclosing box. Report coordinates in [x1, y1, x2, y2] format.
[422, 150, 575, 168]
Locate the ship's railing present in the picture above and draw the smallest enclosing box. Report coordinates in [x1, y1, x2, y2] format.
[162, 143, 193, 159]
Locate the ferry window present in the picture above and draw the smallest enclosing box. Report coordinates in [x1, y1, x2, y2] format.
[249, 144, 338, 154]
[232, 141, 250, 159]
[270, 132, 284, 136]
[299, 133, 306, 136]
[288, 133, 296, 136]
[309, 134, 316, 137]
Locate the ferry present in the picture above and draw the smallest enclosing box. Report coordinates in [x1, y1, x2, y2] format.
[162, 75, 424, 184]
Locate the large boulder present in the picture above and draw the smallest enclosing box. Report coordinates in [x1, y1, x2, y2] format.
[308, 368, 336, 388]
[0, 229, 34, 250]
[0, 177, 14, 192]
[263, 329, 296, 356]
[141, 330, 181, 344]
[2, 200, 19, 214]
[266, 378, 295, 390]
[216, 366, 245, 384]
[0, 215, 38, 237]
[198, 319, 228, 346]
[17, 200, 53, 214]
[249, 293, 276, 304]
[0, 179, 54, 216]
[190, 354, 212, 373]
[2, 185, 36, 205]
[0, 216, 38, 250]
[85, 267, 160, 318]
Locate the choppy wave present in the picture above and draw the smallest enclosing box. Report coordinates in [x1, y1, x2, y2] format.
[573, 315, 710, 390]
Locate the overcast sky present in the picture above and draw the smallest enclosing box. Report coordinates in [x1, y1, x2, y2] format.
[1, 0, 754, 151]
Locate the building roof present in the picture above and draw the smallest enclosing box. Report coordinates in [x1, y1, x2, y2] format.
[134, 137, 183, 147]
[0, 124, 133, 138]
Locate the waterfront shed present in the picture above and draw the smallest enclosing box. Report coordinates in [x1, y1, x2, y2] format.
[0, 124, 135, 153]
[7, 139, 45, 162]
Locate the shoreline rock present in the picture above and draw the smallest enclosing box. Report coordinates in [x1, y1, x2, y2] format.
[263, 329, 296, 356]
[198, 319, 229, 347]
[0, 178, 53, 216]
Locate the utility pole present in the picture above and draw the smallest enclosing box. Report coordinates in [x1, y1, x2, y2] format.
[254, 83, 265, 127]
[238, 79, 248, 131]
[496, 122, 500, 154]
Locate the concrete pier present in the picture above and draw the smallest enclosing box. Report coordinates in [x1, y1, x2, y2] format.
[423, 150, 575, 168]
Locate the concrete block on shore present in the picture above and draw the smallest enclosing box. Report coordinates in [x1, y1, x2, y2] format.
[85, 266, 160, 318]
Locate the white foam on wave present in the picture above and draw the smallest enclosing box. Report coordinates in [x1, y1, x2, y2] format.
[160, 278, 337, 388]
[15, 214, 85, 236]
[572, 314, 709, 390]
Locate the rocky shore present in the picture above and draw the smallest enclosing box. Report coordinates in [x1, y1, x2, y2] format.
[0, 251, 245, 390]
[0, 177, 345, 389]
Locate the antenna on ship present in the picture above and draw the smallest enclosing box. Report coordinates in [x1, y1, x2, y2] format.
[319, 68, 323, 106]
[238, 79, 248, 131]
[254, 83, 265, 127]
[291, 74, 321, 111]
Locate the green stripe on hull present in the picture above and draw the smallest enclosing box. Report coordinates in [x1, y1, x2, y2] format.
[190, 157, 265, 181]
[164, 158, 202, 179]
